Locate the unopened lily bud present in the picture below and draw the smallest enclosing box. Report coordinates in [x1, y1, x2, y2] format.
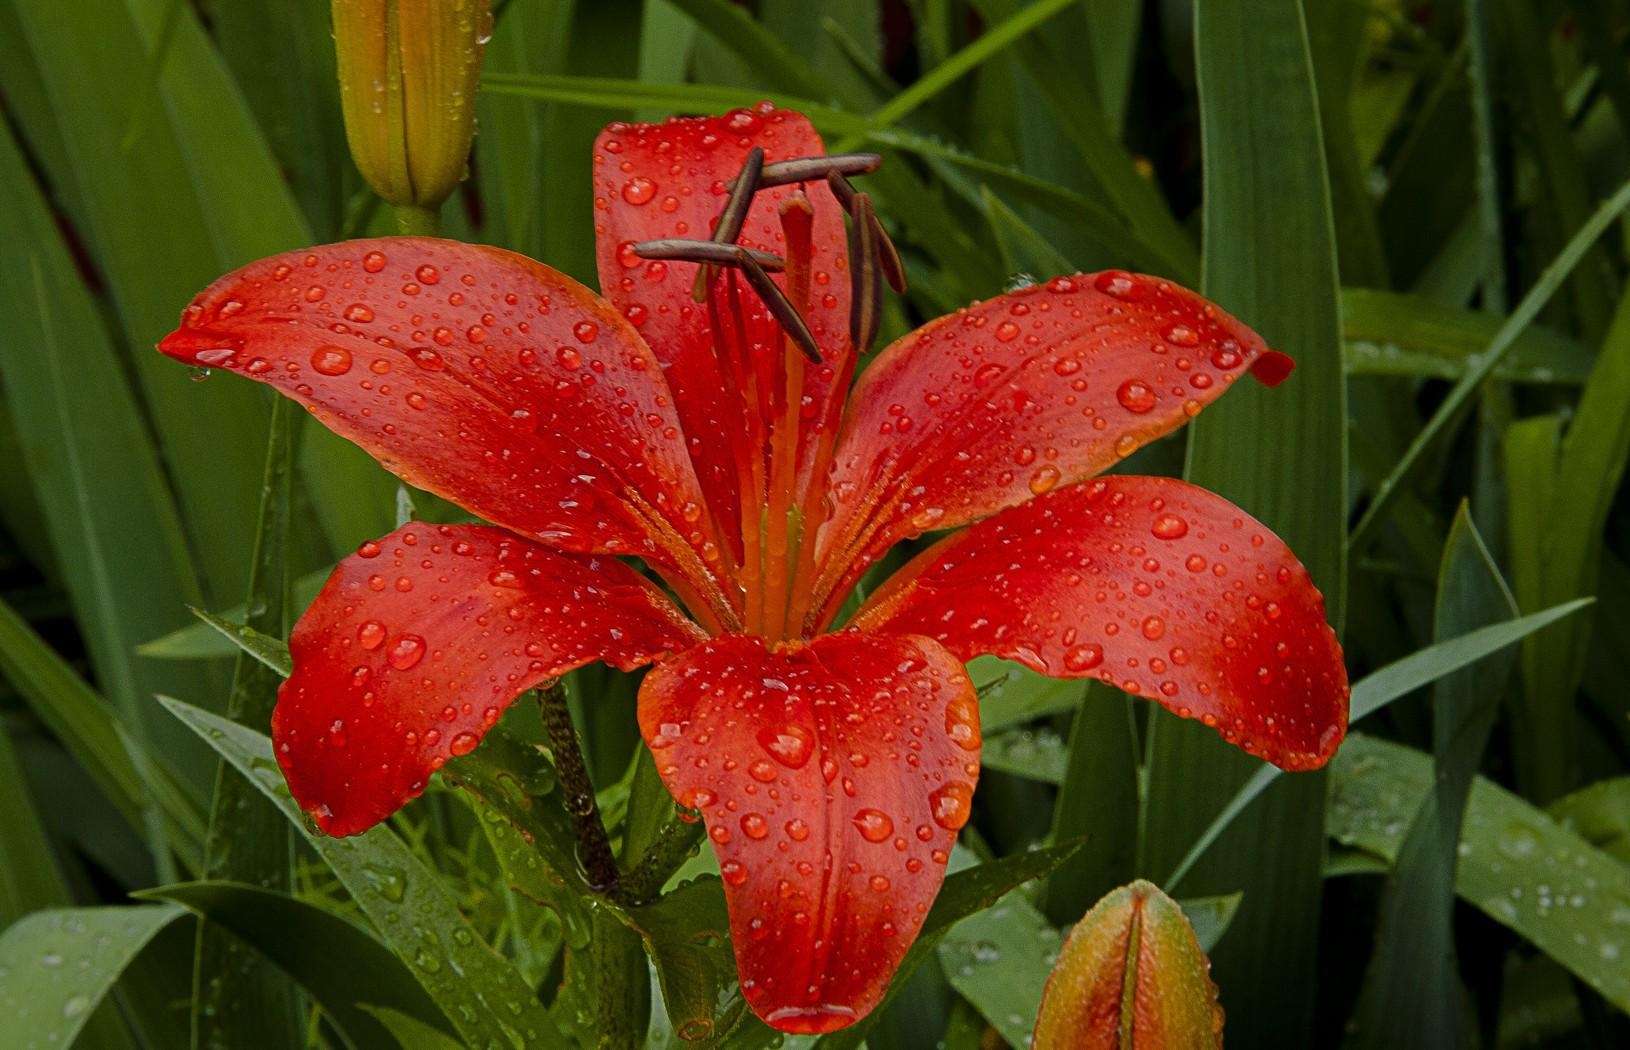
[1033, 880, 1224, 1050]
[331, 0, 491, 211]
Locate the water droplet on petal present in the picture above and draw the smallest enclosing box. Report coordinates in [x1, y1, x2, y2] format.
[449, 732, 479, 756]
[928, 782, 973, 830]
[357, 620, 387, 650]
[311, 345, 354, 376]
[852, 808, 894, 843]
[756, 723, 814, 768]
[363, 250, 388, 273]
[1151, 513, 1189, 539]
[1063, 643, 1104, 671]
[387, 634, 427, 670]
[1116, 379, 1156, 413]
[621, 177, 657, 205]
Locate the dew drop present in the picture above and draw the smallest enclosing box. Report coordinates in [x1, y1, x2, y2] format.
[357, 620, 387, 650]
[741, 813, 770, 839]
[756, 723, 814, 768]
[310, 345, 354, 376]
[1094, 270, 1141, 300]
[852, 808, 894, 843]
[928, 782, 973, 830]
[1063, 643, 1104, 671]
[621, 177, 657, 205]
[362, 250, 388, 273]
[449, 732, 479, 756]
[1151, 513, 1189, 540]
[1028, 464, 1062, 495]
[387, 634, 427, 670]
[573, 321, 599, 343]
[1116, 379, 1156, 413]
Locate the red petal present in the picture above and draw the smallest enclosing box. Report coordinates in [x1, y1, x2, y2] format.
[855, 476, 1347, 770]
[159, 238, 727, 607]
[594, 106, 854, 552]
[273, 522, 703, 836]
[636, 630, 980, 1033]
[811, 273, 1281, 628]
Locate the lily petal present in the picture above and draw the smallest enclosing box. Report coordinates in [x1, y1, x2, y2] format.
[274, 522, 704, 836]
[855, 476, 1347, 770]
[594, 106, 854, 552]
[636, 630, 979, 1033]
[812, 273, 1290, 629]
[159, 238, 728, 609]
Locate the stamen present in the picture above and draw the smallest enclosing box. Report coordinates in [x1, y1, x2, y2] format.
[828, 173, 905, 295]
[693, 146, 767, 302]
[713, 146, 765, 247]
[633, 239, 786, 270]
[846, 190, 884, 353]
[734, 248, 823, 364]
[736, 152, 882, 190]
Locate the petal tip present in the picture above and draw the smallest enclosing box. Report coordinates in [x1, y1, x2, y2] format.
[1248, 349, 1295, 387]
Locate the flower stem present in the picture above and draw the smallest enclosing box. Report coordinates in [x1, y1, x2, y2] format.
[392, 202, 441, 236]
[619, 812, 705, 904]
[537, 683, 622, 895]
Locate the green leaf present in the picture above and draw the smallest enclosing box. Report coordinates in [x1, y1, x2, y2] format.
[614, 877, 770, 1047]
[1329, 735, 1630, 1014]
[1163, 597, 1594, 889]
[0, 905, 186, 1050]
[842, 0, 1075, 144]
[0, 596, 204, 864]
[1349, 175, 1630, 556]
[1043, 688, 1139, 923]
[358, 1006, 470, 1050]
[194, 396, 302, 1050]
[138, 880, 452, 1050]
[158, 696, 562, 1049]
[1548, 779, 1630, 864]
[480, 73, 866, 136]
[968, 657, 1083, 733]
[1145, 2, 1346, 1042]
[0, 111, 216, 864]
[1508, 288, 1630, 803]
[1347, 507, 1516, 1049]
[187, 608, 293, 679]
[1342, 289, 1593, 384]
[137, 570, 326, 662]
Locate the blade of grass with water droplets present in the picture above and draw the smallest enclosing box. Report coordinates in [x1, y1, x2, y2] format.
[159, 696, 564, 1049]
[1143, 2, 1344, 1041]
[1348, 507, 1515, 1049]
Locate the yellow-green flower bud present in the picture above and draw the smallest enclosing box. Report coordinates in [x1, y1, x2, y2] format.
[331, 0, 491, 214]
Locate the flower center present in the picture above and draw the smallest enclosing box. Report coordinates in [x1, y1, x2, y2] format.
[631, 149, 902, 640]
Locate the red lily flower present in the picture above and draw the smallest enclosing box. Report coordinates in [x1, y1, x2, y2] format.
[159, 104, 1348, 1034]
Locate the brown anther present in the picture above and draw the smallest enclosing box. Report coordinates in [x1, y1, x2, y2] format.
[633, 239, 786, 270]
[713, 146, 764, 247]
[828, 172, 904, 295]
[734, 248, 823, 365]
[694, 146, 768, 302]
[847, 192, 884, 353]
[740, 152, 882, 190]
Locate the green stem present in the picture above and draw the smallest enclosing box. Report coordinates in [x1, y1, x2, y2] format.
[392, 202, 442, 236]
[620, 813, 704, 904]
[537, 683, 622, 895]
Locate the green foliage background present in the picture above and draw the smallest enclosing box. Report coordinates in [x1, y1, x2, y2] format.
[1, 0, 1628, 1047]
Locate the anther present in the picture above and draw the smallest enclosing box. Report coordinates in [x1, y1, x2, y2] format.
[829, 173, 905, 296]
[846, 191, 884, 353]
[713, 147, 764, 248]
[694, 146, 767, 302]
[734, 248, 823, 364]
[633, 239, 786, 270]
[735, 152, 882, 190]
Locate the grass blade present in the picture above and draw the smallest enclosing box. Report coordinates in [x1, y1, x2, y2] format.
[1143, 2, 1346, 1041]
[1347, 507, 1516, 1049]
